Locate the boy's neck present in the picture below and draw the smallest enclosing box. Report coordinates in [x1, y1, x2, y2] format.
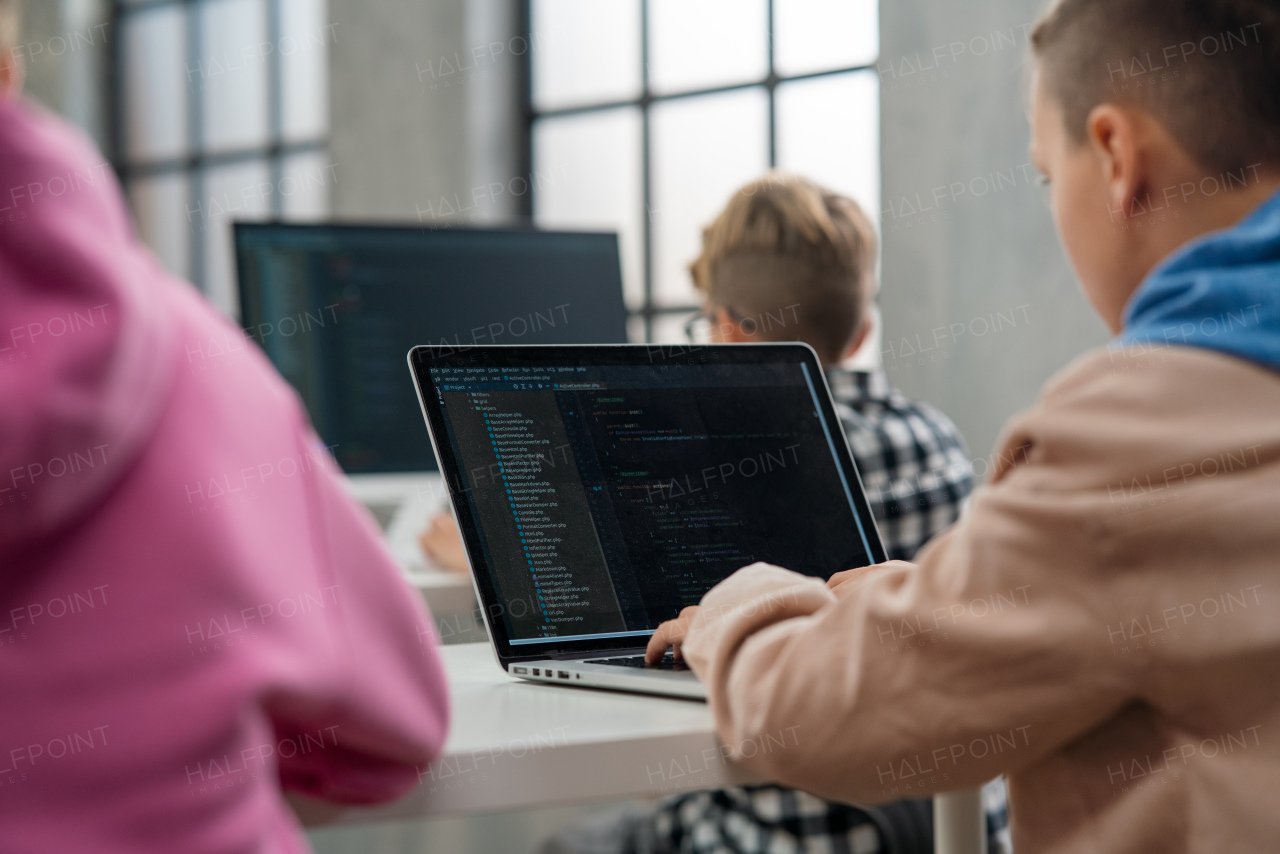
[1136, 169, 1280, 270]
[1113, 167, 1280, 328]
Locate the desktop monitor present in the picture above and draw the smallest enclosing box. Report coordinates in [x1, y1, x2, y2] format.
[234, 223, 629, 475]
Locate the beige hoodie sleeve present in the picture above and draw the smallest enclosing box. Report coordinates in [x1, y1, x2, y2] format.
[681, 345, 1280, 806]
[682, 499, 1126, 805]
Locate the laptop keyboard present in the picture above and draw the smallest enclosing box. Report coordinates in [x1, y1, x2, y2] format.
[584, 654, 689, 671]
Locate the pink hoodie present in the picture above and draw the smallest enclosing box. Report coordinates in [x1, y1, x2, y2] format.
[0, 98, 448, 851]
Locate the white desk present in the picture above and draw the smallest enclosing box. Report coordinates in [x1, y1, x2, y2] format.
[333, 644, 987, 854]
[413, 573, 481, 641]
[335, 642, 761, 822]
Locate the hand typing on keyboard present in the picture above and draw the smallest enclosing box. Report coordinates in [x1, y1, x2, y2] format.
[644, 605, 700, 665]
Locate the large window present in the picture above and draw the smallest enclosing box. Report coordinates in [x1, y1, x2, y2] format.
[113, 0, 331, 316]
[528, 0, 880, 343]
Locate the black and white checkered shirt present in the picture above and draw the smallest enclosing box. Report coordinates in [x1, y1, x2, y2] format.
[824, 366, 973, 562]
[645, 367, 1012, 854]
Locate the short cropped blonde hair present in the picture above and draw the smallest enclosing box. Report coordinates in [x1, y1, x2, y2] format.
[690, 173, 878, 363]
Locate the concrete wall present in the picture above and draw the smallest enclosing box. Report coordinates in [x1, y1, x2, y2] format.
[327, 0, 522, 223]
[877, 0, 1109, 469]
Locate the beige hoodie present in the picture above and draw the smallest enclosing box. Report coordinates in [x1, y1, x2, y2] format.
[682, 343, 1280, 854]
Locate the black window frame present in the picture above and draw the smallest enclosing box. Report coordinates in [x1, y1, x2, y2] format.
[521, 0, 878, 342]
[108, 0, 328, 295]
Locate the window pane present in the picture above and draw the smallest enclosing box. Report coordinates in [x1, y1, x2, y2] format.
[626, 314, 646, 344]
[776, 71, 880, 224]
[279, 0, 329, 141]
[130, 172, 192, 280]
[199, 0, 269, 153]
[122, 5, 188, 161]
[648, 0, 767, 95]
[533, 108, 644, 310]
[531, 0, 641, 111]
[279, 150, 333, 220]
[774, 0, 879, 77]
[199, 159, 271, 316]
[651, 88, 769, 306]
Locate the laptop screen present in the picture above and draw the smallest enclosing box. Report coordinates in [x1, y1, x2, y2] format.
[411, 345, 886, 657]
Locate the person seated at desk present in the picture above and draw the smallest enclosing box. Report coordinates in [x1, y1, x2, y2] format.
[0, 4, 449, 849]
[546, 175, 1010, 853]
[649, 1, 1280, 851]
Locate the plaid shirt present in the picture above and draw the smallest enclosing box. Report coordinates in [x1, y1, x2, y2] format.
[825, 366, 973, 562]
[647, 368, 1012, 854]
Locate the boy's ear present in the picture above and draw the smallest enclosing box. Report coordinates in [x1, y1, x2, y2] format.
[1085, 104, 1146, 219]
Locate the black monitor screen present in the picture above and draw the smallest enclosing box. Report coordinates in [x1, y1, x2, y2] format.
[235, 224, 629, 474]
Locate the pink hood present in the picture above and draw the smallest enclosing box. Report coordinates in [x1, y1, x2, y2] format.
[0, 98, 449, 853]
[0, 97, 175, 552]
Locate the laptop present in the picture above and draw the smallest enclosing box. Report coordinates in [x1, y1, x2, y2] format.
[407, 343, 887, 699]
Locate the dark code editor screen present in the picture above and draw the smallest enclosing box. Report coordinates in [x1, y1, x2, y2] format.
[431, 362, 873, 645]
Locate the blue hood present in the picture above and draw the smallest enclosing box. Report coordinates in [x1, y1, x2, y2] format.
[1118, 187, 1280, 372]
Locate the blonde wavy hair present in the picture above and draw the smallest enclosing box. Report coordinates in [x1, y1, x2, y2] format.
[690, 173, 878, 363]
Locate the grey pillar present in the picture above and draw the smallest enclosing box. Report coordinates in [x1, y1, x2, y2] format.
[327, 0, 522, 223]
[878, 0, 1109, 466]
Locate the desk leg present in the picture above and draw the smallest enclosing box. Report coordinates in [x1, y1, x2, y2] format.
[933, 789, 986, 854]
